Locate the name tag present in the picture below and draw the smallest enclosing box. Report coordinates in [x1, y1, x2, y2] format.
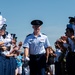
[40, 39, 45, 42]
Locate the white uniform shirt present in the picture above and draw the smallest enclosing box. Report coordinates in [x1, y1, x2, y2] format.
[0, 33, 12, 55]
[0, 33, 12, 46]
[23, 33, 50, 55]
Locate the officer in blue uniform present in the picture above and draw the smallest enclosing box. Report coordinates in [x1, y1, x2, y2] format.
[23, 20, 50, 75]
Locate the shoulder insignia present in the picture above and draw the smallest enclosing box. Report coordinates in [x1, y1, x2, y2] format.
[26, 34, 32, 37]
[42, 33, 46, 35]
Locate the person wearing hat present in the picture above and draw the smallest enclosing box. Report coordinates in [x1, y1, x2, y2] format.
[0, 14, 16, 75]
[0, 14, 12, 53]
[67, 16, 75, 36]
[0, 24, 12, 53]
[23, 20, 51, 75]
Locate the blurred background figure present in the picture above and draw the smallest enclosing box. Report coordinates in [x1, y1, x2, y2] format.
[0, 13, 17, 75]
[46, 47, 56, 75]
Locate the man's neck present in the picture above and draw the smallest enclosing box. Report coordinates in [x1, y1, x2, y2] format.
[33, 31, 40, 36]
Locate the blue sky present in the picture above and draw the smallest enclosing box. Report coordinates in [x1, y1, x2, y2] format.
[0, 0, 75, 49]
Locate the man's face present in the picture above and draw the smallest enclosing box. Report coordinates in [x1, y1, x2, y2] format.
[11, 39, 16, 44]
[0, 29, 5, 36]
[1, 29, 5, 35]
[65, 29, 71, 37]
[32, 25, 41, 32]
